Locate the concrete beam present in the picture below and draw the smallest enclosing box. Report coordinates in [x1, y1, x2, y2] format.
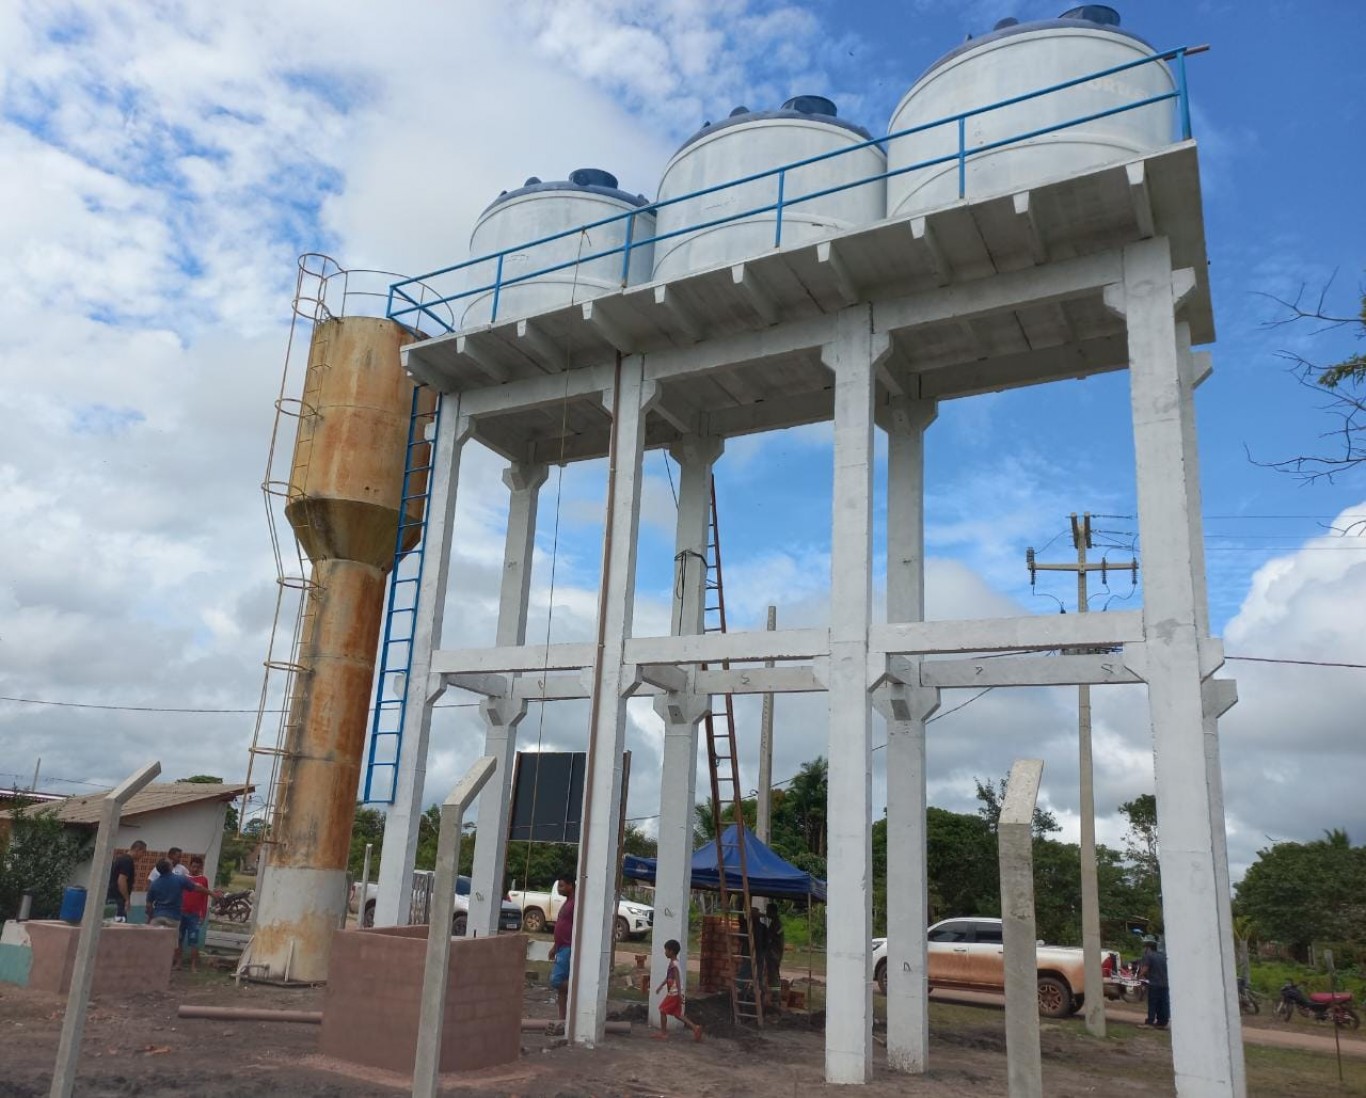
[431, 642, 598, 676]
[1012, 191, 1049, 265]
[455, 334, 511, 383]
[515, 319, 565, 372]
[916, 334, 1128, 401]
[582, 300, 634, 353]
[624, 628, 830, 665]
[872, 610, 1142, 657]
[918, 653, 1142, 688]
[817, 240, 860, 306]
[911, 217, 951, 285]
[875, 250, 1122, 337]
[731, 262, 780, 325]
[653, 284, 703, 343]
[1126, 162, 1156, 240]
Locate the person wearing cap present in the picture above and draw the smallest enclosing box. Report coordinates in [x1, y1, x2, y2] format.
[1138, 936, 1169, 1028]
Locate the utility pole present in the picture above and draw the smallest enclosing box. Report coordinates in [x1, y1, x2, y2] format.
[1027, 513, 1138, 1039]
[756, 605, 777, 844]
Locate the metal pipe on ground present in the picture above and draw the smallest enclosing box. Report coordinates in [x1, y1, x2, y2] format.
[178, 1006, 323, 1024]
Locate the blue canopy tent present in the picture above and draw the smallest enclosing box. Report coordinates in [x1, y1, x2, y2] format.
[622, 824, 826, 903]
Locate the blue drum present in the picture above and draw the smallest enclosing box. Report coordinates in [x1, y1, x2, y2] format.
[59, 886, 87, 924]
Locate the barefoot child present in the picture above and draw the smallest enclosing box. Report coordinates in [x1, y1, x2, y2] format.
[654, 939, 702, 1042]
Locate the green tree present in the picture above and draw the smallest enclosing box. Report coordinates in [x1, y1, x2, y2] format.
[1118, 794, 1161, 927]
[926, 806, 998, 921]
[1261, 280, 1366, 479]
[974, 775, 1060, 838]
[0, 806, 93, 920]
[348, 806, 385, 878]
[1235, 829, 1366, 954]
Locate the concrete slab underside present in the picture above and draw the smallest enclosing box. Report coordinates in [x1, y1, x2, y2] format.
[380, 141, 1243, 1096]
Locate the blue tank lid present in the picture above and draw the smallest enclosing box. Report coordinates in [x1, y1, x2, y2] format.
[481, 168, 650, 215]
[913, 6, 1155, 86]
[672, 94, 873, 155]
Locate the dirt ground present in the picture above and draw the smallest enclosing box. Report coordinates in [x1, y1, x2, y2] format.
[2, 966, 1364, 1097]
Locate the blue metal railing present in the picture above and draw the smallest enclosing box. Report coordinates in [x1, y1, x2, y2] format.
[387, 45, 1205, 334]
[362, 386, 439, 804]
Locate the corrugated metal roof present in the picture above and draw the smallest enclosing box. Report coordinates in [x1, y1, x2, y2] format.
[2, 781, 251, 825]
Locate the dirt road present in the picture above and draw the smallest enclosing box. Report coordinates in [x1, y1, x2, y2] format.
[1, 967, 1362, 1096]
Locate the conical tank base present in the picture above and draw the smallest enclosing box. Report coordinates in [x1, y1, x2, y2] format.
[250, 866, 349, 983]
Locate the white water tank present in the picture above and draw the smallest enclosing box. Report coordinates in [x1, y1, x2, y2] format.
[462, 169, 655, 328]
[652, 96, 886, 282]
[886, 6, 1175, 219]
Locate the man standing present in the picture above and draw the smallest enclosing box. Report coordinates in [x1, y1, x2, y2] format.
[1139, 936, 1170, 1028]
[179, 856, 211, 971]
[147, 847, 189, 883]
[548, 876, 575, 1023]
[107, 840, 146, 920]
[145, 858, 220, 968]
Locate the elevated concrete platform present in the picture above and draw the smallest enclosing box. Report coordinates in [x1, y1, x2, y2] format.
[404, 142, 1210, 465]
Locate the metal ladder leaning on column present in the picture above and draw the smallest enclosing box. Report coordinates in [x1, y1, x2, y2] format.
[362, 385, 439, 805]
[700, 474, 764, 1027]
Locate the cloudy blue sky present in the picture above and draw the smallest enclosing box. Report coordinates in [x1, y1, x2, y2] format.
[1, 0, 1363, 881]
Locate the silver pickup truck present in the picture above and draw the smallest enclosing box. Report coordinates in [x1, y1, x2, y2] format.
[873, 916, 1087, 1017]
[349, 872, 522, 936]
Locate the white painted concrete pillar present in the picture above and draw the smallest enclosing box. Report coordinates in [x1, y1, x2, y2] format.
[375, 399, 469, 927]
[468, 462, 547, 936]
[999, 759, 1045, 1098]
[822, 307, 888, 1085]
[876, 396, 938, 1074]
[1178, 319, 1247, 1098]
[650, 691, 708, 1025]
[649, 435, 722, 1026]
[1110, 237, 1243, 1098]
[569, 356, 650, 1046]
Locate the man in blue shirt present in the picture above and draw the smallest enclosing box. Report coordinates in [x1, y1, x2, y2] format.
[145, 858, 220, 966]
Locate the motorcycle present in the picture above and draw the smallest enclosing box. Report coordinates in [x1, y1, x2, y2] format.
[211, 889, 253, 923]
[1236, 977, 1262, 1016]
[1274, 980, 1359, 1029]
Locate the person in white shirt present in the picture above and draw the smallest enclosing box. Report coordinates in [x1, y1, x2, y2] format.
[147, 846, 191, 883]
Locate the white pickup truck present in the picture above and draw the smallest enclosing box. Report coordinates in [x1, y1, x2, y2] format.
[508, 887, 653, 942]
[348, 873, 523, 936]
[872, 916, 1087, 1017]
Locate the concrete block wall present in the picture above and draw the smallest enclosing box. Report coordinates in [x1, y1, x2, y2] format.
[24, 920, 174, 996]
[319, 926, 523, 1075]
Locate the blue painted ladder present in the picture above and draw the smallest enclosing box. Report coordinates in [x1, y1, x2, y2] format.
[362, 386, 439, 803]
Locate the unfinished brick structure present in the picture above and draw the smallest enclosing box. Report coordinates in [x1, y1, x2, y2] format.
[319, 926, 522, 1075]
[25, 921, 174, 996]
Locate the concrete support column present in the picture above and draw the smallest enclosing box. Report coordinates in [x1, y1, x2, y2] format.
[1109, 237, 1243, 1097]
[877, 396, 938, 1074]
[649, 435, 722, 1025]
[650, 691, 709, 1024]
[375, 399, 469, 926]
[468, 462, 547, 936]
[821, 307, 888, 1085]
[570, 356, 650, 1046]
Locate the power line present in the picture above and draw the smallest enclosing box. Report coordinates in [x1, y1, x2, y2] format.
[1227, 655, 1366, 671]
[0, 694, 482, 715]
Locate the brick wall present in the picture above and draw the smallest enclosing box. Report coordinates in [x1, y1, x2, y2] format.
[319, 927, 523, 1075]
[25, 921, 175, 996]
[112, 848, 206, 891]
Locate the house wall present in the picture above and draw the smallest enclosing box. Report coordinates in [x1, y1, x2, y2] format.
[68, 800, 230, 912]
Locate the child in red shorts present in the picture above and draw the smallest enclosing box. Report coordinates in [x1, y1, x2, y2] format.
[654, 939, 703, 1041]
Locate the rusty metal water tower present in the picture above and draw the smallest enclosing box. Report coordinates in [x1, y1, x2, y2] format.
[245, 257, 441, 982]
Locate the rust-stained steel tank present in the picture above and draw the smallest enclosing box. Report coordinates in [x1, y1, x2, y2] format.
[252, 314, 429, 983]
